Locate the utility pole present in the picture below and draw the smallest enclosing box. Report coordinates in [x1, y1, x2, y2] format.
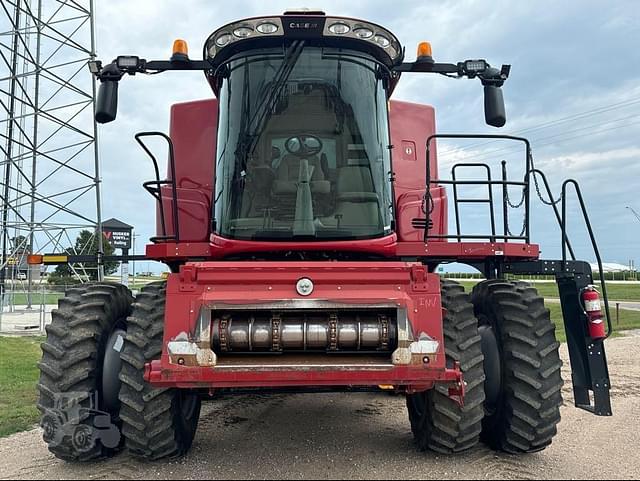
[0, 0, 21, 320]
[627, 207, 639, 281]
[628, 206, 640, 224]
[1, 0, 101, 318]
[132, 232, 140, 290]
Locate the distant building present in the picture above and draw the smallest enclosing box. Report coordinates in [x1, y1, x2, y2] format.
[590, 263, 635, 273]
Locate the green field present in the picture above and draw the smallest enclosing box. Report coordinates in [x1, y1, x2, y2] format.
[0, 337, 43, 437]
[457, 280, 640, 302]
[7, 292, 64, 306]
[454, 279, 640, 341]
[547, 303, 640, 342]
[7, 280, 157, 306]
[0, 271, 635, 438]
[2, 287, 640, 437]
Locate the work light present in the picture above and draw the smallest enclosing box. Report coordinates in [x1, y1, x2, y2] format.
[116, 56, 142, 71]
[464, 60, 488, 74]
[328, 22, 351, 34]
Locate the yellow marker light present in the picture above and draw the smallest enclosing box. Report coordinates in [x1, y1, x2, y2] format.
[417, 41, 433, 58]
[172, 39, 189, 57]
[378, 384, 395, 391]
[43, 254, 68, 264]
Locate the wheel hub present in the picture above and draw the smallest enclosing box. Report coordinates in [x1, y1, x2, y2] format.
[102, 328, 126, 414]
[478, 322, 502, 414]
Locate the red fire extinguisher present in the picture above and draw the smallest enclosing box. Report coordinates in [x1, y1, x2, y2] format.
[582, 286, 606, 340]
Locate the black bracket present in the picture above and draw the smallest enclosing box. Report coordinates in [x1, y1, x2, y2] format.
[93, 58, 214, 81]
[502, 259, 612, 417]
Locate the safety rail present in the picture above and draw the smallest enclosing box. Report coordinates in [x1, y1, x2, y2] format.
[560, 178, 613, 339]
[135, 132, 180, 243]
[424, 134, 532, 243]
[423, 133, 612, 338]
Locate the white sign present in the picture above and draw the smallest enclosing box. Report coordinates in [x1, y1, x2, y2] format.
[121, 262, 129, 287]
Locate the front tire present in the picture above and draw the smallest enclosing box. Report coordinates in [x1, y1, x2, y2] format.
[118, 282, 201, 460]
[37, 283, 133, 461]
[472, 280, 563, 453]
[406, 280, 486, 454]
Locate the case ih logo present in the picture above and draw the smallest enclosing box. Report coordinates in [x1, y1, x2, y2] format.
[283, 17, 325, 37]
[289, 21, 319, 29]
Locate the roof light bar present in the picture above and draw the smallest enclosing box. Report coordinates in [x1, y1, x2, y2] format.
[204, 15, 403, 66]
[205, 17, 284, 59]
[322, 18, 402, 62]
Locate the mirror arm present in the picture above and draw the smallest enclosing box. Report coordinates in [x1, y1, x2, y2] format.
[91, 58, 215, 124]
[144, 59, 213, 72]
[478, 66, 509, 88]
[393, 60, 511, 85]
[394, 61, 459, 74]
[394, 59, 510, 128]
[93, 59, 214, 80]
[96, 62, 124, 82]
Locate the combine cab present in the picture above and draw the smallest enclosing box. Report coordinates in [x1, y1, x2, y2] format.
[36, 10, 611, 461]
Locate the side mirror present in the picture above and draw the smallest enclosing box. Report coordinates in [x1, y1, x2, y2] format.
[95, 80, 119, 124]
[484, 85, 506, 128]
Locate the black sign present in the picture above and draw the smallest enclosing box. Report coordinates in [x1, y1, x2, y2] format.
[103, 228, 132, 250]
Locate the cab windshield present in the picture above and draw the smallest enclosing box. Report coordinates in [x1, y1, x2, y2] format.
[214, 45, 393, 240]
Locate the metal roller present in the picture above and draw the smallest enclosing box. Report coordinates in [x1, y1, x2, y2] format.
[212, 311, 396, 353]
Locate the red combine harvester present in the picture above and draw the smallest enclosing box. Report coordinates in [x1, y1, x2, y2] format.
[36, 10, 612, 461]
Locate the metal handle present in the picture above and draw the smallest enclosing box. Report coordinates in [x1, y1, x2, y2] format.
[135, 132, 180, 243]
[561, 180, 612, 338]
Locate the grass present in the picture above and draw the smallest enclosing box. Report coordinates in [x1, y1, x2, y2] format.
[0, 302, 640, 440]
[6, 281, 156, 306]
[7, 292, 63, 306]
[452, 279, 640, 342]
[547, 303, 640, 343]
[0, 337, 43, 437]
[0, 280, 639, 439]
[456, 280, 640, 302]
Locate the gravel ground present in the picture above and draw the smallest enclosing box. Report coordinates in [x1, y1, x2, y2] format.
[1, 335, 639, 480]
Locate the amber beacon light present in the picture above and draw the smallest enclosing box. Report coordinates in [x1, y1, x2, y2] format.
[171, 39, 189, 62]
[417, 41, 433, 62]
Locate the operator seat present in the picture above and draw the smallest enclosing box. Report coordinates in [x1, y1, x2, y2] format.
[272, 154, 331, 195]
[336, 165, 376, 198]
[331, 165, 381, 229]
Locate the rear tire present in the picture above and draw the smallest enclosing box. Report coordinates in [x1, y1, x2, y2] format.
[471, 280, 563, 454]
[118, 282, 201, 460]
[37, 283, 133, 461]
[406, 280, 486, 454]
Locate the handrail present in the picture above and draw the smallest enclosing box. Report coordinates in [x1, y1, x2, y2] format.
[528, 169, 576, 260]
[134, 132, 180, 243]
[422, 134, 611, 337]
[561, 180, 613, 338]
[424, 134, 531, 243]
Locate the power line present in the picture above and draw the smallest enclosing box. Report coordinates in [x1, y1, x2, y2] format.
[439, 113, 640, 166]
[628, 207, 640, 224]
[439, 95, 640, 157]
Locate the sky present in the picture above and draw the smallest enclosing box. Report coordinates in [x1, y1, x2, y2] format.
[92, 0, 640, 273]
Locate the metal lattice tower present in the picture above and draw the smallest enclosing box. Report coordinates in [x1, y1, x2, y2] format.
[0, 0, 102, 315]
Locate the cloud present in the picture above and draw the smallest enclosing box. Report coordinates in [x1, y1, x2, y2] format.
[86, 1, 640, 271]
